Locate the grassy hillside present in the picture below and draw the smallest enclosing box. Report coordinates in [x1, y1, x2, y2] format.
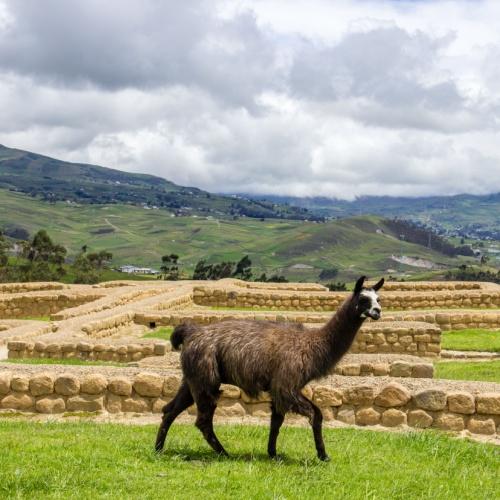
[0, 190, 468, 282]
[252, 193, 500, 238]
[0, 144, 317, 221]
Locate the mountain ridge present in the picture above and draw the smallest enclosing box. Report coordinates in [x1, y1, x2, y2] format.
[0, 144, 318, 221]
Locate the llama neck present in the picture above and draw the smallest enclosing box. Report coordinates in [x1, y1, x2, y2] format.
[319, 296, 365, 370]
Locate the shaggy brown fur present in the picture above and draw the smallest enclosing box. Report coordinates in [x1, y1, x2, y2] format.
[156, 275, 384, 461]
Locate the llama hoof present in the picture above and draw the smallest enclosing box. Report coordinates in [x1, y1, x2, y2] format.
[318, 453, 330, 462]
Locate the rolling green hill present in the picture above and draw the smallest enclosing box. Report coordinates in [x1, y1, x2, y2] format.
[0, 190, 469, 282]
[250, 193, 500, 239]
[0, 144, 317, 221]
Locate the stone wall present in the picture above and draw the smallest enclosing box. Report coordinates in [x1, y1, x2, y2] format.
[350, 322, 441, 358]
[0, 283, 66, 293]
[136, 311, 441, 358]
[7, 340, 168, 362]
[0, 293, 103, 319]
[192, 286, 500, 311]
[385, 310, 500, 331]
[0, 369, 498, 436]
[80, 312, 136, 339]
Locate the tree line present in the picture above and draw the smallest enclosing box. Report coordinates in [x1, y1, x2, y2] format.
[0, 230, 113, 284]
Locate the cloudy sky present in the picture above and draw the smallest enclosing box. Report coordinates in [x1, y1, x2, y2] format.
[0, 0, 499, 199]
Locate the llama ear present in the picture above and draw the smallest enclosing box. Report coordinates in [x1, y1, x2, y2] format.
[372, 278, 385, 291]
[354, 276, 366, 294]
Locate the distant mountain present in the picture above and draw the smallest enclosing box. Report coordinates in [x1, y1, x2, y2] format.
[0, 144, 319, 221]
[245, 193, 500, 240]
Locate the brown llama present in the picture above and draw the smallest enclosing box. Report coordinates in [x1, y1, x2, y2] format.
[155, 275, 384, 461]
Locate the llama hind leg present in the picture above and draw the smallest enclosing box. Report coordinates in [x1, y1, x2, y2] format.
[194, 391, 228, 457]
[267, 402, 285, 459]
[292, 395, 329, 462]
[155, 381, 194, 452]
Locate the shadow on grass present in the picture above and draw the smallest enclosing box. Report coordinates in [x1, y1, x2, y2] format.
[154, 446, 326, 466]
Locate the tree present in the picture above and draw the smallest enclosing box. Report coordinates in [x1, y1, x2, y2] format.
[0, 231, 8, 267]
[87, 250, 113, 269]
[72, 253, 99, 284]
[161, 254, 180, 280]
[193, 259, 235, 280]
[19, 230, 67, 281]
[480, 254, 490, 266]
[232, 255, 252, 281]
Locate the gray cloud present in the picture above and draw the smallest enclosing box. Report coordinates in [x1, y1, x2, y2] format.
[0, 0, 499, 199]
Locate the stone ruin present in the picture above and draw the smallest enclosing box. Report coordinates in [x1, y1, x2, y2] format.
[0, 279, 499, 438]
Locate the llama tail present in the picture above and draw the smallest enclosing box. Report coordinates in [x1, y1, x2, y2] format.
[170, 323, 197, 350]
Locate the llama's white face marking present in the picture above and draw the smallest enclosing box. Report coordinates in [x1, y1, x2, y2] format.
[359, 289, 381, 320]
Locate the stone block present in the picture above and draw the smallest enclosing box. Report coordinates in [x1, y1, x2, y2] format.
[408, 409, 433, 428]
[413, 389, 447, 411]
[411, 364, 433, 378]
[447, 392, 475, 415]
[467, 417, 496, 435]
[67, 395, 104, 412]
[313, 386, 343, 407]
[381, 409, 407, 427]
[55, 374, 80, 396]
[80, 374, 108, 395]
[134, 373, 163, 397]
[372, 363, 390, 376]
[106, 394, 123, 414]
[390, 362, 412, 377]
[220, 384, 241, 399]
[10, 375, 29, 392]
[355, 407, 380, 426]
[336, 406, 355, 425]
[36, 395, 66, 414]
[162, 375, 181, 397]
[343, 385, 375, 406]
[434, 413, 464, 432]
[374, 383, 411, 407]
[108, 377, 133, 396]
[1, 392, 34, 410]
[476, 394, 500, 415]
[215, 400, 246, 417]
[29, 373, 55, 396]
[246, 402, 271, 418]
[122, 395, 151, 413]
[152, 397, 170, 414]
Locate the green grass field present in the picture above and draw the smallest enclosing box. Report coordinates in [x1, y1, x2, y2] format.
[143, 326, 174, 340]
[435, 360, 500, 383]
[0, 421, 498, 499]
[0, 190, 464, 282]
[441, 329, 500, 352]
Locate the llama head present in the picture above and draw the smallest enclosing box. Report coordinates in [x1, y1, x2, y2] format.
[353, 276, 384, 320]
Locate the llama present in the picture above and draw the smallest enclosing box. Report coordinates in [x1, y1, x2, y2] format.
[155, 275, 384, 461]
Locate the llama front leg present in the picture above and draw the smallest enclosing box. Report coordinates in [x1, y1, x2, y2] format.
[155, 381, 194, 452]
[267, 402, 285, 459]
[293, 395, 329, 462]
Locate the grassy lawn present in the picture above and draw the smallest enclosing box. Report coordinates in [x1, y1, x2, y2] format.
[4, 358, 123, 367]
[19, 316, 51, 322]
[143, 326, 174, 340]
[0, 421, 498, 499]
[435, 360, 500, 383]
[441, 329, 500, 352]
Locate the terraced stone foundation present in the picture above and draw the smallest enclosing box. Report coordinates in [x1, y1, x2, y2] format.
[0, 278, 499, 439]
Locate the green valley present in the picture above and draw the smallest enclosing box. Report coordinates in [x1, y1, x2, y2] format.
[0, 189, 471, 282]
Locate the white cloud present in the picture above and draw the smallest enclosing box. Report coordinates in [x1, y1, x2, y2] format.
[0, 0, 499, 199]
